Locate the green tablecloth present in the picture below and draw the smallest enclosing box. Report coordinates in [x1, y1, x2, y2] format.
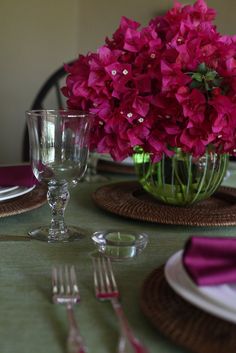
[0, 170, 236, 353]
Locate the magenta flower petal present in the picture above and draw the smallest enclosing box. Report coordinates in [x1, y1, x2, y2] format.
[132, 96, 150, 117]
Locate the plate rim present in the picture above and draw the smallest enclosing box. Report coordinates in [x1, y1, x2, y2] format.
[0, 185, 35, 202]
[0, 186, 19, 195]
[164, 250, 236, 324]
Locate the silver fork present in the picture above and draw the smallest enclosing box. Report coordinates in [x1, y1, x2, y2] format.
[92, 256, 149, 353]
[52, 265, 87, 353]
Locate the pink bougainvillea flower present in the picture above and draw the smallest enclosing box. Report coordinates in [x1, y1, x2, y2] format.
[161, 61, 191, 92]
[176, 86, 206, 124]
[63, 0, 236, 161]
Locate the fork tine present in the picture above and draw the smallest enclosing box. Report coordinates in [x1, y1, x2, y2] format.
[70, 265, 79, 295]
[52, 267, 58, 295]
[106, 257, 118, 292]
[92, 256, 119, 299]
[59, 266, 65, 294]
[98, 258, 107, 292]
[52, 265, 81, 305]
[92, 257, 101, 297]
[64, 265, 72, 295]
[92, 257, 106, 297]
[101, 257, 112, 293]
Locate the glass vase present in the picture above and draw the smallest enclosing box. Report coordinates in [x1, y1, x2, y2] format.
[133, 148, 228, 206]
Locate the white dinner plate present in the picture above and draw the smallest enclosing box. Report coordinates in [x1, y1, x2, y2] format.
[0, 185, 35, 202]
[0, 186, 19, 194]
[164, 250, 236, 324]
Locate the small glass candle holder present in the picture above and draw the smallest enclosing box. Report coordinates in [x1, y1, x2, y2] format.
[91, 229, 148, 260]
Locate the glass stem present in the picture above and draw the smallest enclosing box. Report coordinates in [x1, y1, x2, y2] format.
[47, 182, 70, 240]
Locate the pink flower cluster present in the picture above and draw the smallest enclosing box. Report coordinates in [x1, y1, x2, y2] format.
[62, 0, 236, 161]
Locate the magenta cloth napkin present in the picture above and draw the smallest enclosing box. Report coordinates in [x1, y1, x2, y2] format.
[0, 165, 37, 187]
[182, 236, 236, 286]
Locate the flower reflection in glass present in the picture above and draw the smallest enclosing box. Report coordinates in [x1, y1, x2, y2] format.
[26, 110, 91, 242]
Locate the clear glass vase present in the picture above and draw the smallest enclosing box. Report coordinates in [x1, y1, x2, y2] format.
[133, 148, 229, 206]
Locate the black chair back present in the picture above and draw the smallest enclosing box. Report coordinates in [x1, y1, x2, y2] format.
[23, 62, 73, 161]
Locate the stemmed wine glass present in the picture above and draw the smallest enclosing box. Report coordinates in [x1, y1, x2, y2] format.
[26, 109, 91, 242]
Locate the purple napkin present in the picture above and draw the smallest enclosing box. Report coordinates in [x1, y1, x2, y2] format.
[182, 236, 236, 286]
[0, 165, 37, 187]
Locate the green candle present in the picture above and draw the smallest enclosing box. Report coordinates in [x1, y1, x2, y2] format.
[104, 231, 137, 259]
[92, 229, 148, 261]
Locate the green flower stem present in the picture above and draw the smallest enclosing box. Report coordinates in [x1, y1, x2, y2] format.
[185, 155, 193, 203]
[207, 154, 228, 194]
[202, 153, 217, 195]
[191, 151, 209, 203]
[161, 154, 166, 191]
[172, 154, 185, 202]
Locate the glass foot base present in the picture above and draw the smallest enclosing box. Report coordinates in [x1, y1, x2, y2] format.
[28, 226, 87, 243]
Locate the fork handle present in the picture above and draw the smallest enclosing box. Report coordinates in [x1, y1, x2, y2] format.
[66, 304, 87, 353]
[111, 299, 149, 353]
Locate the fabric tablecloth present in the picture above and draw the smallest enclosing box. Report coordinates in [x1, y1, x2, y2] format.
[0, 169, 236, 353]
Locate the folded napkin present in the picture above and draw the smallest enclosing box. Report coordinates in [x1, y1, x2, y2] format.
[182, 236, 236, 286]
[0, 165, 37, 187]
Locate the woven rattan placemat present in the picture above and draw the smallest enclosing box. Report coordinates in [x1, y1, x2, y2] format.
[141, 266, 236, 353]
[92, 181, 236, 226]
[0, 184, 47, 217]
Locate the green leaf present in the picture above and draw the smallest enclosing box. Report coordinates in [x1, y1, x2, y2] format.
[192, 73, 203, 82]
[205, 71, 217, 81]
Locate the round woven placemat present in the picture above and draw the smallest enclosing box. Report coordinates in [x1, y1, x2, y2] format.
[92, 181, 236, 226]
[0, 185, 47, 217]
[141, 266, 236, 353]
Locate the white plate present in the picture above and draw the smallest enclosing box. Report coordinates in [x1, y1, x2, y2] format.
[119, 157, 133, 166]
[0, 185, 35, 202]
[0, 186, 19, 194]
[165, 250, 236, 324]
